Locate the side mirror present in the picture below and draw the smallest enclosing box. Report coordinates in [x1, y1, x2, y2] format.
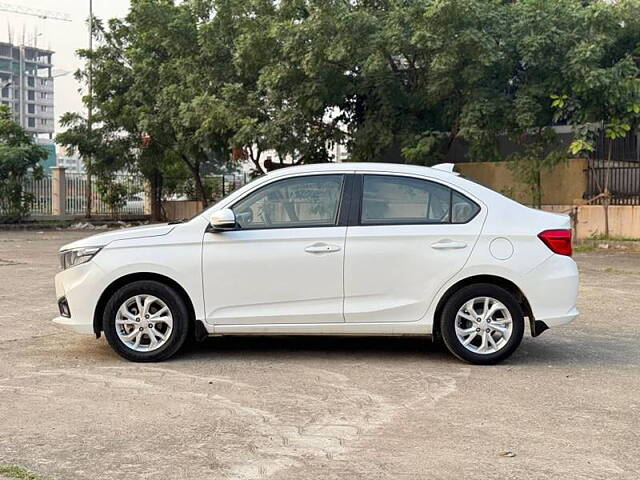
[209, 208, 237, 232]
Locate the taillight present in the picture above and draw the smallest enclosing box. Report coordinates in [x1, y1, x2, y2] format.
[538, 229, 572, 256]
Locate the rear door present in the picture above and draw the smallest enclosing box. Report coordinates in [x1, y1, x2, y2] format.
[344, 173, 486, 323]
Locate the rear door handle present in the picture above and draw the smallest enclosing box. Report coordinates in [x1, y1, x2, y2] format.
[431, 239, 467, 250]
[305, 242, 342, 254]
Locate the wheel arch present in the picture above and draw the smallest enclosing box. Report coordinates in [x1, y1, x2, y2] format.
[93, 272, 196, 338]
[432, 274, 535, 341]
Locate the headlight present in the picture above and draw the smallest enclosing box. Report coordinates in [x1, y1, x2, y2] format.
[59, 246, 102, 270]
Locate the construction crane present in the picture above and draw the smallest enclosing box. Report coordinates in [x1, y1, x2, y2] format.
[0, 2, 72, 22]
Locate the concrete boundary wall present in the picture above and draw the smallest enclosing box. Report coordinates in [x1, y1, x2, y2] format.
[456, 158, 588, 206]
[543, 205, 640, 240]
[163, 200, 203, 221]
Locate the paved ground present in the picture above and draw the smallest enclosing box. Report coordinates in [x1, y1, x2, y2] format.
[0, 230, 638, 480]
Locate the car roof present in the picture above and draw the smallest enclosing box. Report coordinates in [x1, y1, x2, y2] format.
[265, 162, 457, 181]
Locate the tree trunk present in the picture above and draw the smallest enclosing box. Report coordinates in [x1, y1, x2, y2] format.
[149, 170, 163, 222]
[192, 163, 208, 208]
[535, 169, 542, 209]
[85, 171, 92, 218]
[182, 155, 209, 208]
[248, 146, 265, 175]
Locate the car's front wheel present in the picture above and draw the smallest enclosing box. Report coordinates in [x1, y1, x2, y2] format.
[103, 280, 189, 362]
[440, 283, 525, 364]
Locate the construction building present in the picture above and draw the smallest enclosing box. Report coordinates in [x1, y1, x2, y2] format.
[0, 41, 56, 170]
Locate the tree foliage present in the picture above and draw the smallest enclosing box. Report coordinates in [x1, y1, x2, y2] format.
[0, 106, 48, 219]
[61, 0, 640, 203]
[551, 0, 640, 150]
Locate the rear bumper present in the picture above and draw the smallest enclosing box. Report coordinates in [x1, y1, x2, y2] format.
[537, 309, 579, 327]
[524, 254, 579, 333]
[530, 309, 578, 337]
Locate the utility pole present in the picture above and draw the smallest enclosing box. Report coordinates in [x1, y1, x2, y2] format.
[85, 0, 93, 218]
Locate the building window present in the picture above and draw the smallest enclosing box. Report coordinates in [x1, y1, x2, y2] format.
[27, 103, 35, 114]
[27, 118, 35, 128]
[27, 91, 35, 101]
[27, 77, 35, 87]
[40, 105, 47, 112]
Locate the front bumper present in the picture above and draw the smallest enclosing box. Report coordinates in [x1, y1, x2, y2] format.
[52, 315, 95, 334]
[53, 261, 104, 335]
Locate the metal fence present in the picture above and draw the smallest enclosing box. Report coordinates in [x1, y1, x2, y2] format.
[167, 172, 251, 204]
[17, 173, 147, 217]
[23, 175, 53, 215]
[65, 173, 147, 216]
[217, 173, 250, 200]
[587, 132, 640, 205]
[16, 172, 249, 218]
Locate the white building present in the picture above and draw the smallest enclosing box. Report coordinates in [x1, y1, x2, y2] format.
[55, 145, 85, 173]
[56, 154, 85, 174]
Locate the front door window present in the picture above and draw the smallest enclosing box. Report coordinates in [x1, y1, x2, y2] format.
[232, 175, 344, 229]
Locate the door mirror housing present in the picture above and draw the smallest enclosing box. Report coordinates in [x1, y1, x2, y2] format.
[209, 208, 237, 232]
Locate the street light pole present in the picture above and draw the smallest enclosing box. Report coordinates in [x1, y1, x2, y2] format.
[85, 0, 93, 218]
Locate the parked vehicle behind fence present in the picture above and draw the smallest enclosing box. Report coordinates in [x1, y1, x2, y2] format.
[53, 163, 579, 364]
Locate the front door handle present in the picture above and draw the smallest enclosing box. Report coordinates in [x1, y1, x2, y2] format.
[431, 239, 467, 250]
[305, 242, 342, 254]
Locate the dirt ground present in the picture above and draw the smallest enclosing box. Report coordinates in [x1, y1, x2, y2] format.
[0, 230, 638, 480]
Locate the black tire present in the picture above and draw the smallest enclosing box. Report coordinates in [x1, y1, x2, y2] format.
[440, 283, 524, 365]
[103, 280, 189, 362]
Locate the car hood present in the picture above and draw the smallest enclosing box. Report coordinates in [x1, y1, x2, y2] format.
[59, 224, 175, 251]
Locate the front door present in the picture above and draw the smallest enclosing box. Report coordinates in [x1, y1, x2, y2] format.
[344, 173, 485, 323]
[202, 174, 348, 325]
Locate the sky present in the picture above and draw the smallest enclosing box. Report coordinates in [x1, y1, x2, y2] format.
[1, 0, 131, 131]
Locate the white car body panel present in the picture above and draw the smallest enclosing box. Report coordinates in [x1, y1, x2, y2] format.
[343, 170, 486, 323]
[344, 221, 484, 323]
[53, 162, 579, 341]
[202, 226, 346, 325]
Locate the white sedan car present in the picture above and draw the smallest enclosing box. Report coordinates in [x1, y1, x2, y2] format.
[53, 163, 578, 364]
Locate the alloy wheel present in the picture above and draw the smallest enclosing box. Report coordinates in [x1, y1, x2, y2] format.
[115, 294, 173, 352]
[454, 296, 513, 354]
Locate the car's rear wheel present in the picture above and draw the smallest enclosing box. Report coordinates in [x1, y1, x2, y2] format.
[440, 283, 524, 364]
[103, 280, 189, 362]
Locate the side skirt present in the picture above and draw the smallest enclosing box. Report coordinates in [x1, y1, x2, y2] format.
[207, 321, 431, 336]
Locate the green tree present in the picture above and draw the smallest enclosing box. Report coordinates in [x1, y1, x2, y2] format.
[67, 0, 235, 208]
[0, 105, 48, 219]
[508, 128, 567, 208]
[95, 176, 129, 218]
[552, 0, 640, 235]
[61, 0, 640, 197]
